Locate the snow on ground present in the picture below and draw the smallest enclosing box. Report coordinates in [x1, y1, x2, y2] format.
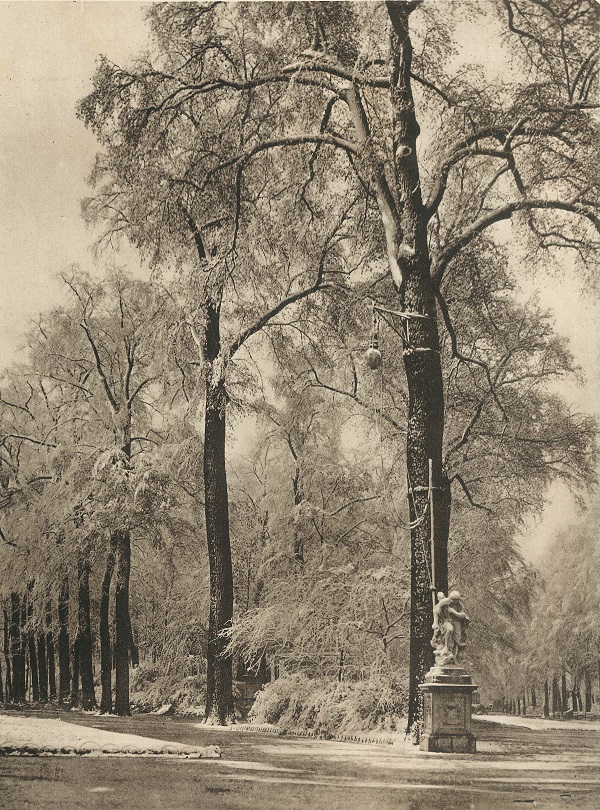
[0, 713, 221, 757]
[475, 714, 600, 732]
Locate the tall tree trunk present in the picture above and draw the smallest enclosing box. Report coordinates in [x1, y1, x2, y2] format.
[58, 575, 70, 705]
[585, 670, 592, 713]
[561, 671, 568, 712]
[100, 537, 117, 714]
[77, 559, 96, 710]
[543, 679, 550, 718]
[203, 301, 235, 725]
[27, 629, 39, 703]
[10, 593, 25, 702]
[552, 675, 560, 715]
[46, 602, 56, 701]
[3, 606, 12, 702]
[346, 2, 449, 732]
[26, 586, 40, 703]
[20, 595, 28, 701]
[114, 528, 132, 716]
[27, 629, 40, 703]
[531, 686, 536, 708]
[37, 631, 48, 703]
[71, 636, 80, 708]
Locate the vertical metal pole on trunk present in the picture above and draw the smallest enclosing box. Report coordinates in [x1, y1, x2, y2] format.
[429, 458, 436, 609]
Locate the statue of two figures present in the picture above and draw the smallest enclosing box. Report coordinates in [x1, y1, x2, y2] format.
[431, 590, 469, 668]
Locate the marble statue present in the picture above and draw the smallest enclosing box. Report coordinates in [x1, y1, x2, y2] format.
[431, 590, 469, 666]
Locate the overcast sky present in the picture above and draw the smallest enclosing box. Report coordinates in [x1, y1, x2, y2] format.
[1, 1, 599, 562]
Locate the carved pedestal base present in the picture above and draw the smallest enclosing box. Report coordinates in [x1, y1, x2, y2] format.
[419, 666, 478, 753]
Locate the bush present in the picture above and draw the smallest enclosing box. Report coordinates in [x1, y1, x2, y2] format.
[130, 664, 206, 715]
[249, 673, 407, 736]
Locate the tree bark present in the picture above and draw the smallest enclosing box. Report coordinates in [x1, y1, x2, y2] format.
[77, 559, 96, 710]
[3, 606, 12, 702]
[114, 528, 132, 716]
[37, 632, 48, 703]
[71, 636, 80, 708]
[10, 593, 25, 702]
[26, 586, 40, 703]
[27, 629, 39, 703]
[46, 602, 56, 701]
[203, 300, 235, 725]
[100, 537, 117, 713]
[561, 671, 568, 713]
[385, 2, 448, 732]
[585, 670, 592, 713]
[543, 679, 550, 718]
[552, 675, 560, 715]
[58, 575, 70, 705]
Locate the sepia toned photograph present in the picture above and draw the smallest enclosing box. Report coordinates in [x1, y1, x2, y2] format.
[0, 1, 599, 807]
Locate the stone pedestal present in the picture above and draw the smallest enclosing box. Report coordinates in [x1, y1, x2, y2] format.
[418, 666, 478, 753]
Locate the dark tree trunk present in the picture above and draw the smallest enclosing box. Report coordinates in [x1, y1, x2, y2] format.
[20, 595, 28, 700]
[58, 575, 70, 705]
[100, 538, 117, 714]
[114, 528, 132, 716]
[522, 694, 526, 716]
[10, 593, 25, 702]
[71, 637, 80, 708]
[203, 301, 235, 725]
[543, 679, 550, 718]
[37, 632, 48, 703]
[3, 606, 12, 702]
[552, 676, 560, 715]
[561, 671, 568, 712]
[27, 630, 39, 703]
[26, 587, 40, 703]
[357, 3, 449, 732]
[531, 686, 536, 708]
[77, 559, 96, 710]
[585, 670, 592, 713]
[46, 602, 56, 700]
[290, 448, 305, 564]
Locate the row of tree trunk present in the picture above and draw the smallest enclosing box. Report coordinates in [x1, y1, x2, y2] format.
[499, 673, 595, 719]
[2, 545, 137, 714]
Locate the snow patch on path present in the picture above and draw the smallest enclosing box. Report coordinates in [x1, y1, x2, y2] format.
[475, 714, 600, 732]
[0, 713, 221, 757]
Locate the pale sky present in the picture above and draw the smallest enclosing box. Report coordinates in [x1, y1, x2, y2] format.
[0, 1, 150, 363]
[1, 1, 598, 562]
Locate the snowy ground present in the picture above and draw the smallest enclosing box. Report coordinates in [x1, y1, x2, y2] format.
[0, 712, 221, 757]
[2, 711, 600, 809]
[475, 713, 600, 732]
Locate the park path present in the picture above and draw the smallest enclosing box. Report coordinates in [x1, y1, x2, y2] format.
[1, 710, 600, 809]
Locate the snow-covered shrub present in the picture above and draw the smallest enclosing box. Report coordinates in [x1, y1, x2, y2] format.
[130, 664, 206, 715]
[249, 673, 407, 735]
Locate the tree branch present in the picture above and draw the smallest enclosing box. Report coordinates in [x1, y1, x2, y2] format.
[451, 473, 493, 513]
[432, 198, 600, 284]
[80, 319, 120, 414]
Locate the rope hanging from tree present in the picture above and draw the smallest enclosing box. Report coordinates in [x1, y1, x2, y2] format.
[365, 303, 382, 369]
